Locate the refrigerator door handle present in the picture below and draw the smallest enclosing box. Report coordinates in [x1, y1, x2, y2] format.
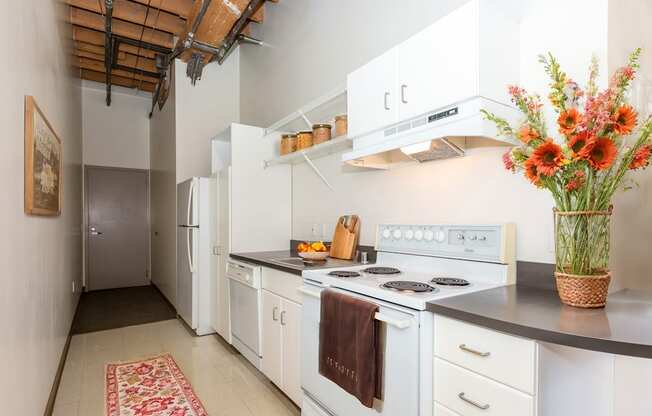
[187, 179, 196, 226]
[187, 227, 195, 273]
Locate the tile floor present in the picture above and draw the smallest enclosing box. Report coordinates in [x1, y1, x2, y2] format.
[53, 319, 300, 416]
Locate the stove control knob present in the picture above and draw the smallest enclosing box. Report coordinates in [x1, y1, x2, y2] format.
[392, 229, 402, 239]
[382, 229, 391, 239]
[414, 230, 424, 241]
[434, 230, 446, 242]
[424, 230, 434, 241]
[469, 235, 478, 241]
[405, 229, 414, 240]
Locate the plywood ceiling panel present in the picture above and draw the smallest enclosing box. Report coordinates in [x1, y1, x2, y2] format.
[68, 0, 272, 94]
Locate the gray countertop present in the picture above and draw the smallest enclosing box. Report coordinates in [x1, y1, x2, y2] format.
[427, 285, 652, 358]
[230, 250, 372, 276]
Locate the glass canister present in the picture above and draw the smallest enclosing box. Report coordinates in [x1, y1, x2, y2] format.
[312, 124, 332, 145]
[280, 134, 297, 155]
[296, 131, 314, 150]
[334, 115, 348, 137]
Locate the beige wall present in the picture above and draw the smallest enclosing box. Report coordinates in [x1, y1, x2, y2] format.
[82, 83, 151, 170]
[241, 0, 650, 289]
[150, 67, 178, 305]
[0, 1, 83, 414]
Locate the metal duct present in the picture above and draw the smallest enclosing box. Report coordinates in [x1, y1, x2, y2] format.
[104, 0, 114, 106]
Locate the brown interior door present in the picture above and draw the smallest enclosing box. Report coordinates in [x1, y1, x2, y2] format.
[86, 166, 149, 291]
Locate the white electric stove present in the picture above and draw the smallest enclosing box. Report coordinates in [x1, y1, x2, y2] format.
[300, 224, 516, 416]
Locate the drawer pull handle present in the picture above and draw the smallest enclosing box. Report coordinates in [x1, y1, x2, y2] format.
[458, 392, 490, 410]
[272, 306, 279, 321]
[459, 344, 490, 357]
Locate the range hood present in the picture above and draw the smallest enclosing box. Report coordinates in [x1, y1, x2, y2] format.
[342, 97, 520, 168]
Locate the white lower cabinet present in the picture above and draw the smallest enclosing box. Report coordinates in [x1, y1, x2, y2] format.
[434, 315, 537, 416]
[260, 267, 303, 406]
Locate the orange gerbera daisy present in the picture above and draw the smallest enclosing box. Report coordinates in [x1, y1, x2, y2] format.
[524, 158, 541, 185]
[629, 145, 652, 170]
[587, 137, 618, 170]
[567, 131, 595, 160]
[558, 108, 582, 136]
[517, 125, 540, 144]
[613, 105, 637, 135]
[530, 140, 564, 176]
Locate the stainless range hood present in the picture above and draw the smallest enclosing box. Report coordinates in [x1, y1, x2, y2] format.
[342, 97, 520, 168]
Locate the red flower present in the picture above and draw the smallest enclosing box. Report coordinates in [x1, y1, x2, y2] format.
[502, 151, 515, 171]
[558, 108, 582, 136]
[567, 131, 595, 160]
[517, 125, 540, 144]
[629, 145, 652, 170]
[613, 105, 637, 135]
[524, 158, 541, 186]
[587, 137, 618, 170]
[131, 397, 175, 416]
[169, 407, 189, 416]
[566, 171, 586, 191]
[530, 140, 564, 176]
[135, 363, 153, 376]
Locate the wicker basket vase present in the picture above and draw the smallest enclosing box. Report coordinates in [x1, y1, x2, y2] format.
[554, 207, 613, 308]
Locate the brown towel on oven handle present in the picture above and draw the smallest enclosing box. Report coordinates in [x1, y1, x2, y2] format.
[319, 289, 383, 408]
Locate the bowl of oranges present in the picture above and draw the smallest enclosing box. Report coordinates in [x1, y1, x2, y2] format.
[297, 241, 329, 261]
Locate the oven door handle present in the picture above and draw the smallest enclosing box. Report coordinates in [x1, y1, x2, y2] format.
[298, 287, 413, 330]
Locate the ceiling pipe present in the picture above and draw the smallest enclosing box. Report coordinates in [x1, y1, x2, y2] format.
[214, 0, 267, 65]
[104, 0, 114, 106]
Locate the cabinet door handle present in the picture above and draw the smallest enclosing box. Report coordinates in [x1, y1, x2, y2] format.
[458, 392, 490, 410]
[272, 306, 279, 321]
[384, 92, 390, 110]
[401, 84, 408, 103]
[459, 344, 491, 357]
[280, 311, 287, 326]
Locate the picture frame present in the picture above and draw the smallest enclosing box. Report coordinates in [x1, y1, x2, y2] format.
[24, 96, 62, 216]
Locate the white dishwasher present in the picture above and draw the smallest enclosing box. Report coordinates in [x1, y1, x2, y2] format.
[227, 259, 263, 369]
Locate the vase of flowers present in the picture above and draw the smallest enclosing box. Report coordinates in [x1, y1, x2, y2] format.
[483, 48, 652, 308]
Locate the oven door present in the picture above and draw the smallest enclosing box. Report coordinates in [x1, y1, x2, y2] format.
[300, 281, 421, 416]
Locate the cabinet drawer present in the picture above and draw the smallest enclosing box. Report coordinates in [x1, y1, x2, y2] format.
[262, 267, 303, 304]
[434, 358, 534, 416]
[434, 315, 536, 394]
[434, 403, 462, 416]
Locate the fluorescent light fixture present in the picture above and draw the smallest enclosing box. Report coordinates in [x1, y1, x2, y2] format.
[400, 141, 432, 155]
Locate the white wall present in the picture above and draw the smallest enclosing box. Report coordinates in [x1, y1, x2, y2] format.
[149, 50, 240, 305]
[241, 0, 651, 288]
[150, 66, 178, 305]
[82, 82, 151, 169]
[0, 1, 82, 414]
[175, 48, 240, 183]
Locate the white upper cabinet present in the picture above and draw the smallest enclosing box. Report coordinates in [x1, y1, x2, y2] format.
[347, 47, 399, 138]
[347, 0, 520, 138]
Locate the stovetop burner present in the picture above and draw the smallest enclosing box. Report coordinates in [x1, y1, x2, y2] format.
[328, 270, 361, 278]
[363, 267, 401, 275]
[380, 281, 436, 293]
[431, 277, 470, 286]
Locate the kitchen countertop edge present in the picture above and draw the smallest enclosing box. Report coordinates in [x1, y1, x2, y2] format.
[427, 286, 652, 359]
[230, 252, 303, 276]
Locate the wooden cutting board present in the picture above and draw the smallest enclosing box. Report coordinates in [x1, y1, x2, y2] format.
[329, 215, 360, 260]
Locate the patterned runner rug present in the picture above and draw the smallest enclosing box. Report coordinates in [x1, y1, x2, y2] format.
[106, 354, 208, 416]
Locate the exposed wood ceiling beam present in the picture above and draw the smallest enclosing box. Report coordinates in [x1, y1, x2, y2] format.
[130, 0, 194, 19]
[73, 27, 159, 59]
[75, 57, 160, 84]
[81, 68, 157, 92]
[67, 0, 186, 35]
[73, 49, 158, 74]
[71, 7, 173, 48]
[75, 41, 127, 60]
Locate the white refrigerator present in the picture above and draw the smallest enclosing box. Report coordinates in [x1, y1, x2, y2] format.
[177, 177, 215, 336]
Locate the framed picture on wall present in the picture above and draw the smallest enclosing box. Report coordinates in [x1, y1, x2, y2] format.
[24, 96, 62, 216]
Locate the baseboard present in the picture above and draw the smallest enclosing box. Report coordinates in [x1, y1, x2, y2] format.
[43, 295, 81, 416]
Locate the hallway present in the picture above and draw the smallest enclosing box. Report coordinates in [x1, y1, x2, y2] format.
[54, 319, 300, 416]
